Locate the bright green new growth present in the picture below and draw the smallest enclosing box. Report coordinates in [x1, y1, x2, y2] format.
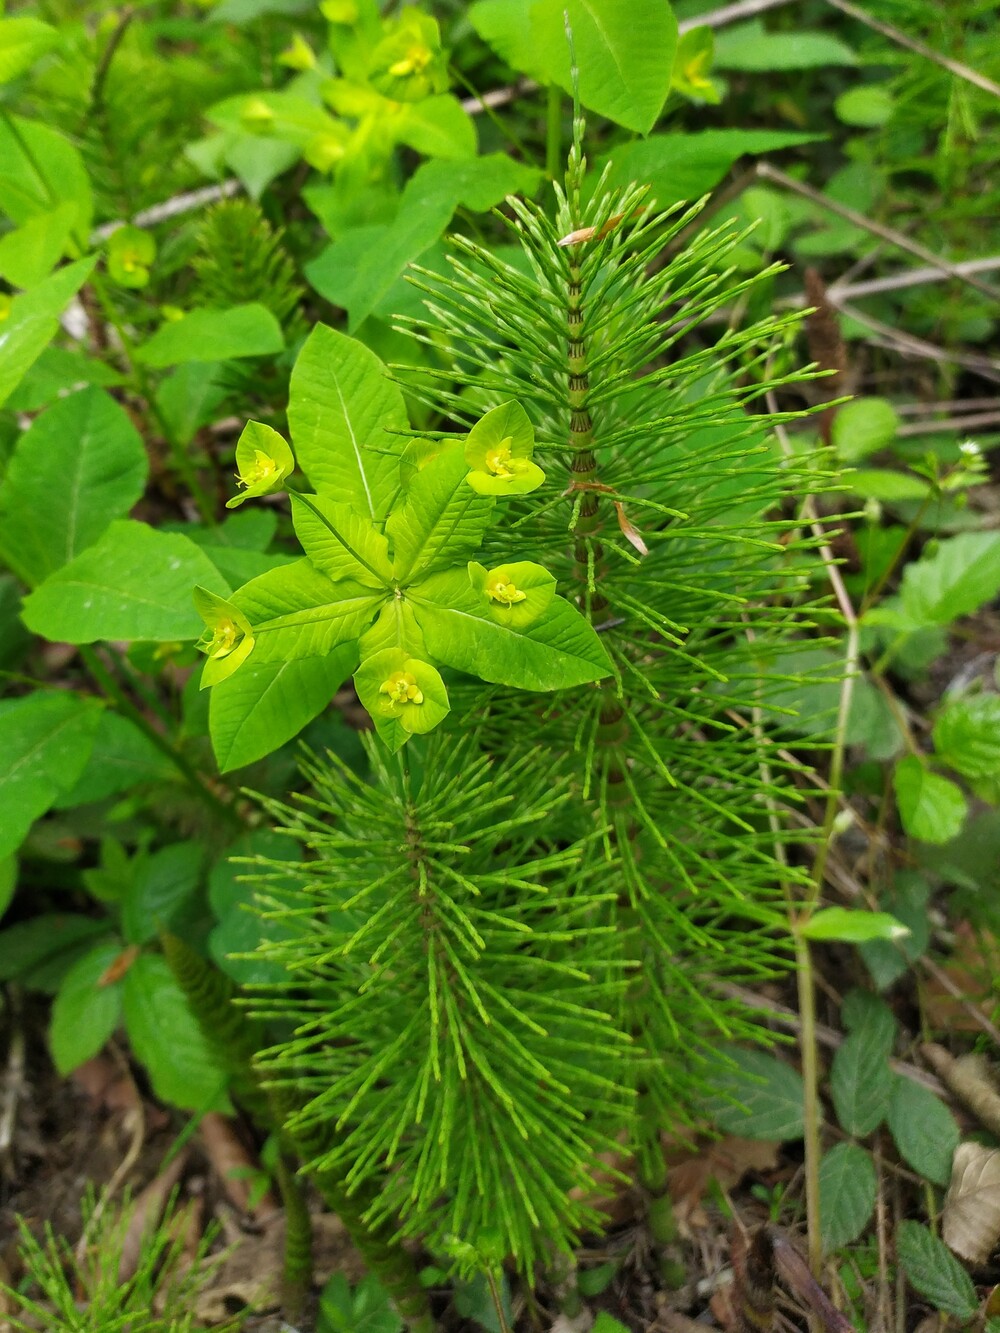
[230, 135, 826, 1280]
[2, 1186, 242, 1332]
[197, 369, 610, 754]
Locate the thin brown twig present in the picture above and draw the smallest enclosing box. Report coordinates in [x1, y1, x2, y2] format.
[897, 397, 1000, 416]
[779, 256, 1000, 307]
[756, 162, 1000, 303]
[833, 299, 1000, 383]
[825, 0, 1000, 100]
[896, 410, 1000, 437]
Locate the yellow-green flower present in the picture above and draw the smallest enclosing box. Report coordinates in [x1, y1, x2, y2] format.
[107, 225, 155, 290]
[469, 560, 556, 629]
[278, 32, 316, 71]
[355, 648, 450, 750]
[484, 568, 527, 607]
[465, 401, 544, 497]
[380, 669, 424, 705]
[368, 10, 448, 102]
[193, 587, 255, 688]
[227, 420, 295, 509]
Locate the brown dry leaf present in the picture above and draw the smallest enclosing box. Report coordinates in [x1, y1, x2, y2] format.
[98, 944, 142, 987]
[117, 1148, 189, 1281]
[942, 1141, 1000, 1265]
[199, 1113, 278, 1220]
[613, 502, 649, 557]
[195, 1211, 362, 1322]
[668, 1137, 780, 1231]
[71, 1054, 143, 1115]
[922, 1045, 1000, 1139]
[922, 924, 1000, 1031]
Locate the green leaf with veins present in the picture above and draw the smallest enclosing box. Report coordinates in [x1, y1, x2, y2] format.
[233, 559, 383, 663]
[288, 324, 407, 520]
[409, 568, 612, 691]
[209, 649, 357, 772]
[386, 441, 495, 582]
[290, 492, 393, 588]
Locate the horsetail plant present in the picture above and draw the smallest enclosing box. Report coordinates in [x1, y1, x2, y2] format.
[193, 118, 827, 1314]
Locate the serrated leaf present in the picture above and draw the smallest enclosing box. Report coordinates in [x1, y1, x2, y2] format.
[841, 989, 897, 1042]
[0, 387, 148, 587]
[933, 695, 1000, 781]
[49, 939, 123, 1075]
[288, 325, 407, 518]
[901, 532, 1000, 627]
[888, 1077, 959, 1187]
[209, 648, 356, 772]
[893, 756, 967, 845]
[0, 256, 96, 408]
[122, 842, 204, 946]
[0, 692, 103, 861]
[897, 1220, 978, 1319]
[830, 1035, 894, 1137]
[859, 872, 931, 991]
[122, 954, 230, 1112]
[819, 1142, 876, 1250]
[704, 1047, 805, 1141]
[134, 303, 284, 366]
[22, 520, 230, 644]
[411, 568, 612, 691]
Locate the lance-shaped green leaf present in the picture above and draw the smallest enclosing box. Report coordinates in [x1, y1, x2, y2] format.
[468, 559, 556, 630]
[233, 559, 384, 663]
[354, 648, 449, 751]
[209, 647, 357, 772]
[290, 491, 392, 588]
[193, 586, 256, 688]
[409, 568, 612, 691]
[226, 420, 295, 509]
[387, 440, 494, 582]
[287, 324, 407, 520]
[464, 400, 544, 496]
[0, 256, 96, 409]
[359, 598, 429, 660]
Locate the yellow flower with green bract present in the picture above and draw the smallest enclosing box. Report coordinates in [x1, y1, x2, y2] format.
[227, 420, 295, 509]
[469, 560, 557, 629]
[355, 649, 450, 750]
[193, 587, 255, 688]
[465, 400, 544, 496]
[380, 670, 424, 706]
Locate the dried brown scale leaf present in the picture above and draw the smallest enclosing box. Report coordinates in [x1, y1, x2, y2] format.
[922, 1044, 1000, 1139]
[942, 1142, 1000, 1266]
